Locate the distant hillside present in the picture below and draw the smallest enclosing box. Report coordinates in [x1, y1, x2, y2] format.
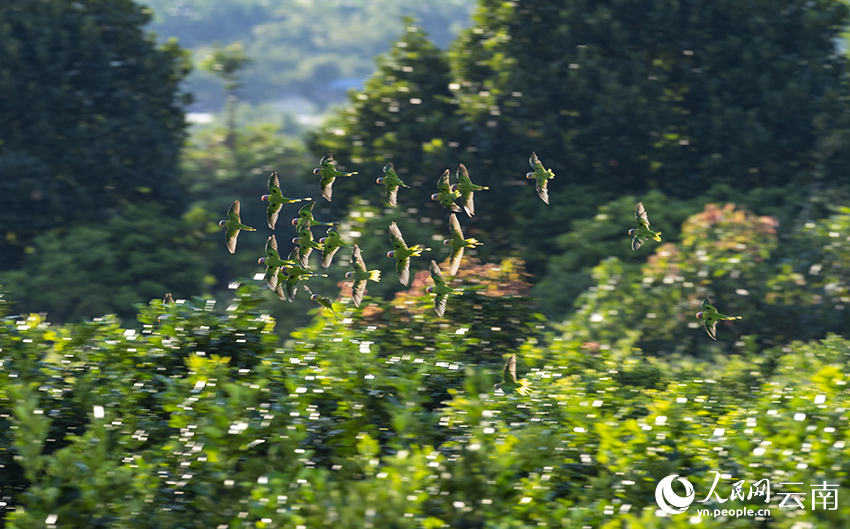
[138, 0, 476, 112]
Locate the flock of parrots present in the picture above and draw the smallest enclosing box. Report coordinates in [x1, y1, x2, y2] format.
[210, 152, 741, 394]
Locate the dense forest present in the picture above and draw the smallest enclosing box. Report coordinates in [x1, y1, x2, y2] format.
[3, 0, 850, 526]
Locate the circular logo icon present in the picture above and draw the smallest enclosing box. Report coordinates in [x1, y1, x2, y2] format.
[655, 474, 695, 515]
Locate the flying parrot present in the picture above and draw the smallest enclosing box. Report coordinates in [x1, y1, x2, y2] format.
[696, 298, 742, 340]
[292, 201, 334, 231]
[274, 249, 327, 302]
[387, 221, 427, 286]
[303, 285, 341, 320]
[319, 223, 351, 269]
[258, 235, 297, 290]
[291, 226, 323, 268]
[452, 163, 489, 217]
[313, 153, 357, 202]
[443, 213, 482, 275]
[261, 172, 311, 229]
[431, 169, 462, 212]
[526, 152, 555, 204]
[376, 162, 410, 207]
[345, 244, 381, 307]
[629, 201, 662, 251]
[426, 260, 463, 318]
[495, 354, 533, 396]
[219, 200, 256, 254]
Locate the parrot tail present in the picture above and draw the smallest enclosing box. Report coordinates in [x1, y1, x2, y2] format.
[653, 232, 661, 242]
[369, 270, 381, 282]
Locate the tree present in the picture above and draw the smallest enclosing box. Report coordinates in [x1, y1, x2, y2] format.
[0, 0, 192, 269]
[199, 41, 252, 157]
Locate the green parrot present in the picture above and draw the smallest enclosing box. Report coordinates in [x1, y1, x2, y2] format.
[313, 153, 357, 202]
[303, 285, 341, 320]
[426, 260, 463, 318]
[444, 213, 482, 275]
[345, 244, 381, 307]
[430, 169, 462, 212]
[292, 201, 334, 231]
[452, 163, 489, 217]
[319, 223, 352, 269]
[629, 202, 662, 251]
[526, 152, 555, 204]
[274, 249, 328, 302]
[495, 354, 533, 396]
[291, 226, 323, 268]
[258, 235, 297, 290]
[696, 298, 742, 340]
[261, 172, 311, 229]
[219, 200, 256, 254]
[376, 162, 410, 207]
[387, 221, 428, 286]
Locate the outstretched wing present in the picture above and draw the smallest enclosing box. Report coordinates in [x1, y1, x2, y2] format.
[631, 234, 646, 251]
[635, 202, 650, 228]
[267, 202, 282, 230]
[429, 260, 447, 288]
[268, 172, 281, 192]
[449, 213, 464, 241]
[503, 354, 518, 384]
[529, 152, 542, 170]
[457, 163, 471, 185]
[396, 255, 411, 286]
[352, 244, 367, 272]
[225, 226, 239, 254]
[386, 185, 398, 207]
[438, 169, 453, 194]
[227, 200, 241, 223]
[434, 292, 448, 318]
[535, 178, 549, 205]
[704, 319, 718, 340]
[322, 245, 340, 269]
[320, 177, 334, 202]
[389, 221, 407, 250]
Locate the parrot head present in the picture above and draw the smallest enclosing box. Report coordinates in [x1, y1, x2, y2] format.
[696, 312, 704, 319]
[426, 286, 435, 293]
[261, 194, 269, 202]
[430, 193, 439, 201]
[443, 239, 451, 246]
[313, 167, 321, 175]
[628, 228, 636, 236]
[258, 258, 266, 265]
[319, 237, 327, 244]
[218, 220, 227, 227]
[376, 177, 385, 184]
[310, 293, 320, 301]
[291, 219, 299, 226]
[526, 171, 534, 179]
[292, 237, 299, 244]
[451, 184, 458, 192]
[345, 271, 354, 279]
[387, 250, 395, 258]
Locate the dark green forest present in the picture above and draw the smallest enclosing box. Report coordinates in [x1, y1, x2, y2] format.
[4, 0, 850, 526]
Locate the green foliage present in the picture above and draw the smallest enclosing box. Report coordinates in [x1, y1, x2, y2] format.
[4, 282, 850, 527]
[0, 0, 192, 269]
[0, 203, 211, 322]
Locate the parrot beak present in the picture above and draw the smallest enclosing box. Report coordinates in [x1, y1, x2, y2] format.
[291, 219, 298, 226]
[376, 177, 384, 184]
[261, 194, 269, 202]
[430, 193, 438, 201]
[313, 168, 321, 175]
[310, 294, 320, 301]
[426, 286, 434, 293]
[319, 237, 327, 244]
[387, 251, 395, 258]
[218, 220, 226, 227]
[292, 237, 299, 244]
[526, 172, 533, 179]
[628, 228, 636, 236]
[258, 258, 266, 265]
[345, 271, 353, 278]
[696, 312, 704, 319]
